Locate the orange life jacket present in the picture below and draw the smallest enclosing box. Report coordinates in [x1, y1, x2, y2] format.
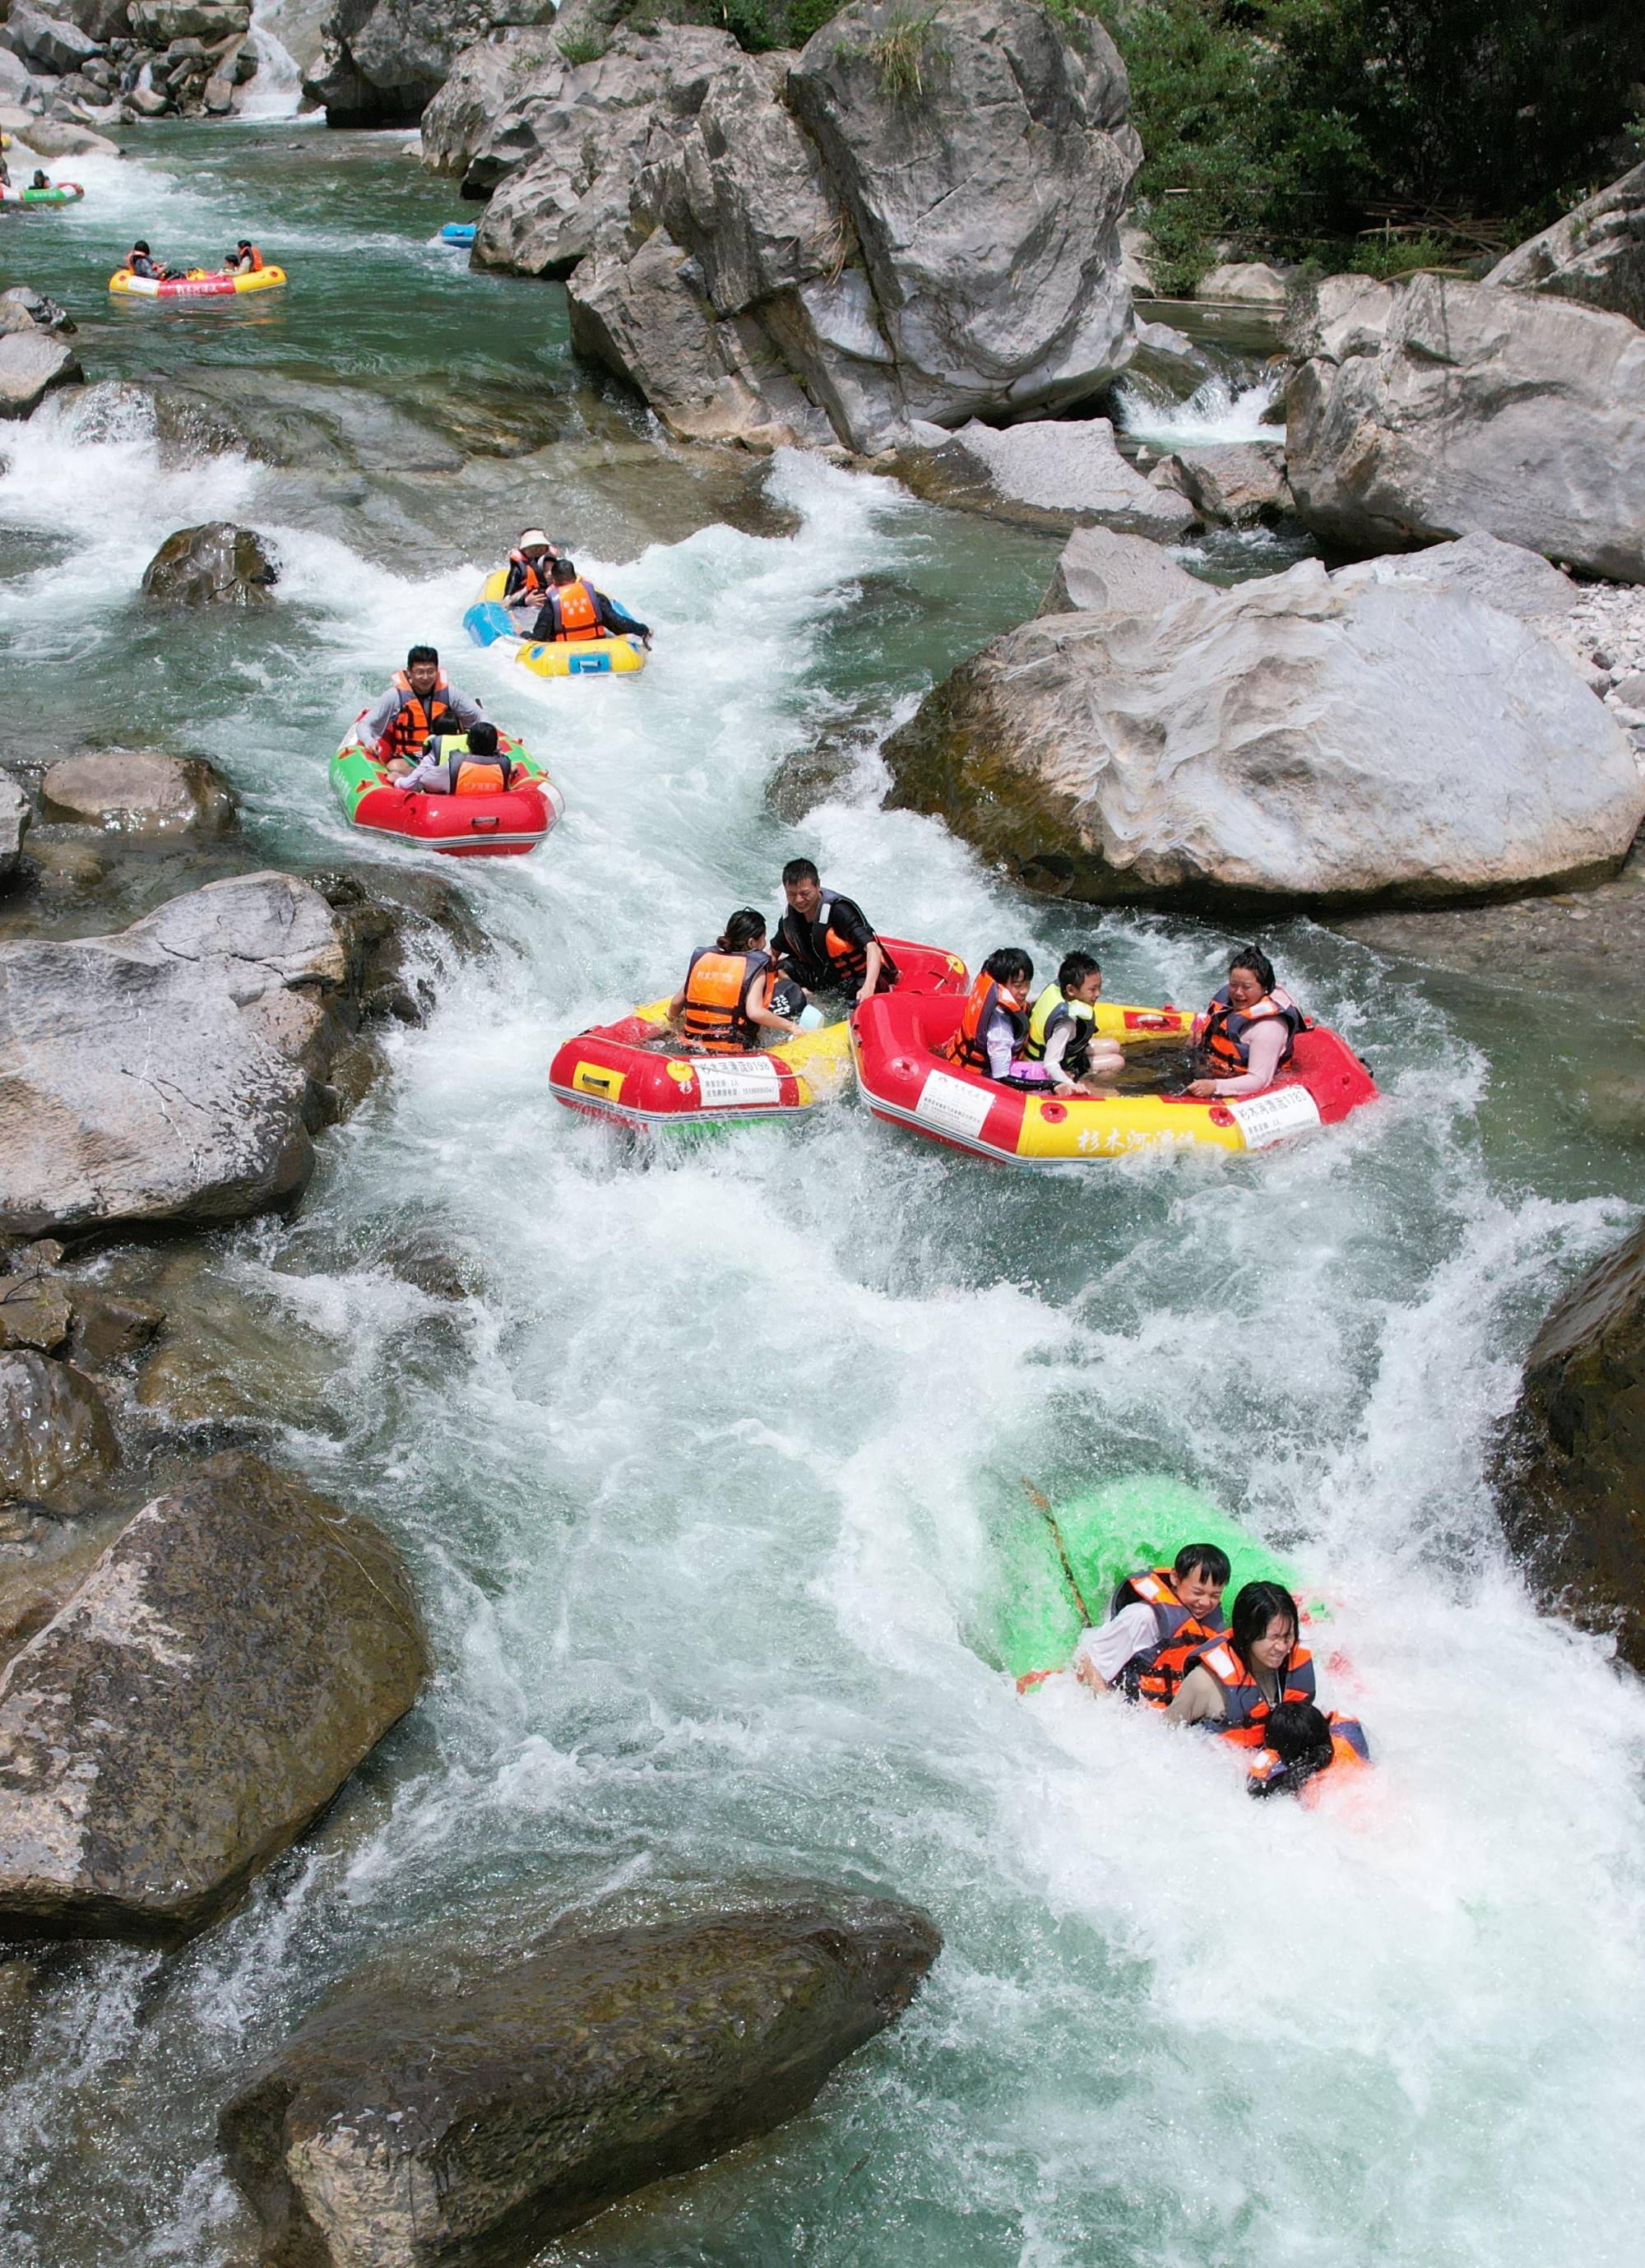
[1247, 1714, 1371, 1802]
[680, 946, 774, 1054]
[1196, 986, 1308, 1080]
[550, 578, 600, 642]
[384, 669, 456, 758]
[1185, 1636, 1317, 1747]
[1110, 1567, 1230, 1709]
[507, 549, 548, 605]
[942, 973, 1025, 1075]
[243, 245, 264, 271]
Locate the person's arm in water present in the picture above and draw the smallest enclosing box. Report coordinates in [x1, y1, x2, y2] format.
[1204, 1019, 1287, 1099]
[1164, 1664, 1226, 1725]
[1073, 1601, 1160, 1693]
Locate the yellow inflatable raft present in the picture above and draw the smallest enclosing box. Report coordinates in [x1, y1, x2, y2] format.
[109, 265, 288, 301]
[463, 568, 647, 679]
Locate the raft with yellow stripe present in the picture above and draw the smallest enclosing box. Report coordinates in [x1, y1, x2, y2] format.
[109, 265, 287, 299]
[462, 568, 646, 679]
[549, 941, 966, 1129]
[850, 991, 1378, 1163]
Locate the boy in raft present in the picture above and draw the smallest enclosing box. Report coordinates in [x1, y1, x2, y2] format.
[1017, 952, 1127, 1099]
[394, 721, 516, 796]
[1246, 1701, 1372, 1803]
[1071, 1543, 1232, 1704]
[943, 948, 1036, 1081]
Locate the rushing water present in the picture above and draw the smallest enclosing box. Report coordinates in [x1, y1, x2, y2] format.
[2, 124, 1645, 2268]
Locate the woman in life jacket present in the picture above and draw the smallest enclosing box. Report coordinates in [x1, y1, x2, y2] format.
[1187, 946, 1309, 1100]
[943, 948, 1034, 1080]
[1072, 1542, 1231, 1704]
[1165, 1579, 1316, 1746]
[225, 240, 265, 274]
[503, 530, 559, 615]
[1247, 1701, 1372, 1803]
[667, 910, 804, 1055]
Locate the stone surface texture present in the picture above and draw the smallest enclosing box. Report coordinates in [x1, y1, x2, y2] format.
[0, 331, 81, 418]
[1039, 522, 1203, 616]
[881, 559, 1645, 911]
[308, 0, 555, 125]
[1487, 160, 1645, 329]
[221, 1886, 940, 2265]
[141, 522, 279, 605]
[39, 750, 237, 835]
[0, 1349, 117, 1511]
[0, 1454, 427, 1941]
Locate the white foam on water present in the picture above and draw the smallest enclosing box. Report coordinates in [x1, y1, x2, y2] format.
[1116, 371, 1281, 448]
[237, 0, 305, 120]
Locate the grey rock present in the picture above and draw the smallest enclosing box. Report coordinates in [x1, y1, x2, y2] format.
[0, 1274, 73, 1354]
[220, 1886, 939, 2264]
[1154, 439, 1286, 525]
[201, 30, 244, 109]
[308, 0, 554, 128]
[39, 749, 237, 834]
[881, 560, 1645, 910]
[2, 6, 103, 77]
[0, 105, 118, 150]
[1125, 317, 1214, 398]
[1039, 522, 1202, 615]
[0, 872, 359, 1238]
[0, 45, 48, 104]
[0, 1351, 116, 1511]
[50, 0, 130, 40]
[941, 416, 1198, 537]
[1331, 529, 1576, 620]
[0, 285, 76, 335]
[140, 521, 278, 605]
[1487, 160, 1645, 330]
[0, 1454, 427, 1943]
[0, 332, 81, 420]
[0, 775, 28, 880]
[1286, 276, 1645, 582]
[127, 0, 246, 39]
[1286, 272, 1395, 365]
[1198, 259, 1290, 304]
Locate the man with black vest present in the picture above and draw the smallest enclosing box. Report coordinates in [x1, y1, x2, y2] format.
[772, 859, 899, 1005]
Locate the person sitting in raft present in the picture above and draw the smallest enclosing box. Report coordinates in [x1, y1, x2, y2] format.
[360, 646, 486, 779]
[1246, 1701, 1371, 1802]
[772, 858, 898, 1006]
[1073, 1542, 1232, 1704]
[530, 557, 652, 648]
[393, 721, 516, 796]
[502, 530, 563, 616]
[30, 169, 49, 192]
[225, 240, 266, 275]
[126, 240, 180, 281]
[1186, 946, 1309, 1100]
[943, 948, 1035, 1082]
[1017, 951, 1129, 1100]
[1165, 1579, 1316, 1745]
[668, 910, 803, 1055]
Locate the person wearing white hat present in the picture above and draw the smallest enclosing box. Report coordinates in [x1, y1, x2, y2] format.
[503, 531, 563, 618]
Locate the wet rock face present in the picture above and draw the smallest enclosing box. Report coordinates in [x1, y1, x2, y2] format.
[40, 750, 238, 836]
[1487, 159, 1645, 329]
[0, 1350, 117, 1513]
[0, 776, 28, 881]
[0, 1453, 428, 1943]
[141, 522, 279, 606]
[220, 1887, 941, 2266]
[881, 560, 1645, 911]
[1038, 523, 1203, 617]
[1500, 1225, 1645, 1672]
[0, 332, 82, 420]
[1286, 276, 1645, 583]
[308, 0, 556, 126]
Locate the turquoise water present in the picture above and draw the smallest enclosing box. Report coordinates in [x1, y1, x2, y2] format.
[1, 123, 1643, 2268]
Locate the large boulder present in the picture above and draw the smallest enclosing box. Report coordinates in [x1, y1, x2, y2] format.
[308, 0, 554, 127]
[0, 872, 363, 1237]
[127, 0, 248, 40]
[140, 522, 279, 605]
[1152, 439, 1287, 526]
[1329, 527, 1576, 621]
[2, 5, 103, 76]
[0, 105, 118, 152]
[1286, 275, 1645, 582]
[1197, 259, 1289, 305]
[881, 559, 1645, 911]
[906, 415, 1198, 536]
[0, 1454, 427, 1942]
[1499, 1224, 1645, 1672]
[0, 332, 81, 420]
[1487, 160, 1645, 330]
[220, 1886, 940, 2265]
[0, 774, 28, 880]
[39, 749, 237, 833]
[1039, 522, 1203, 616]
[0, 1350, 117, 1512]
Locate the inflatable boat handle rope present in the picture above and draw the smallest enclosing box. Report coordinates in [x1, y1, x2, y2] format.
[1022, 1476, 1095, 1626]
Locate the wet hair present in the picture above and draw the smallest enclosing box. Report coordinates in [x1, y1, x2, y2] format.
[1058, 950, 1101, 994]
[466, 721, 499, 756]
[982, 948, 1033, 989]
[406, 644, 439, 669]
[551, 558, 577, 583]
[1229, 945, 1277, 994]
[716, 908, 768, 954]
[1247, 1701, 1335, 1800]
[1230, 1580, 1300, 1672]
[782, 857, 820, 887]
[1173, 1542, 1230, 1588]
[132, 239, 150, 254]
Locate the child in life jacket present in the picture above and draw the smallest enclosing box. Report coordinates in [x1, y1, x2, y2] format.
[1246, 1701, 1372, 1804]
[1013, 952, 1128, 1097]
[943, 948, 1035, 1080]
[394, 721, 513, 795]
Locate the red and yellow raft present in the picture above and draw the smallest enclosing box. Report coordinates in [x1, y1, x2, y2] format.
[550, 939, 966, 1128]
[850, 992, 1378, 1163]
[330, 730, 564, 858]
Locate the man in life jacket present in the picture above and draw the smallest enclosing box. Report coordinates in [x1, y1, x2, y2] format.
[771, 859, 900, 1005]
[1187, 945, 1309, 1099]
[1246, 1702, 1372, 1803]
[393, 721, 516, 796]
[225, 240, 265, 274]
[502, 530, 562, 617]
[127, 240, 180, 281]
[1073, 1542, 1232, 1704]
[1017, 951, 1130, 1097]
[359, 647, 486, 778]
[531, 557, 651, 647]
[1165, 1579, 1316, 1746]
[666, 909, 803, 1055]
[942, 948, 1034, 1081]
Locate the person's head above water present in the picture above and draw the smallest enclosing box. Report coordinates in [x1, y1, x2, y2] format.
[716, 908, 768, 955]
[1261, 1700, 1334, 1767]
[404, 644, 441, 695]
[1230, 1579, 1300, 1674]
[1057, 949, 1102, 1004]
[1171, 1542, 1230, 1621]
[982, 947, 1033, 995]
[131, 239, 151, 255]
[1226, 945, 1277, 1011]
[781, 856, 822, 920]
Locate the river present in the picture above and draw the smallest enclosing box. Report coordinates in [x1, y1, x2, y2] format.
[2, 122, 1644, 2268]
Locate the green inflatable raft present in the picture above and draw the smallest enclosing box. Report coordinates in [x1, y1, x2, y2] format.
[991, 1473, 1323, 1686]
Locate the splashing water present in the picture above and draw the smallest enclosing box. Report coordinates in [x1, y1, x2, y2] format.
[1115, 371, 1281, 448]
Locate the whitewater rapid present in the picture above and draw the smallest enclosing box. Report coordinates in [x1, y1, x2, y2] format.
[2, 126, 1643, 2268]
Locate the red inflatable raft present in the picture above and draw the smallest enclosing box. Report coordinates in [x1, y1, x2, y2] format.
[330, 730, 564, 858]
[550, 939, 967, 1129]
[850, 991, 1379, 1164]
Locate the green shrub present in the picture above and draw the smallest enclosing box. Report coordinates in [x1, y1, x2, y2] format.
[557, 30, 610, 65]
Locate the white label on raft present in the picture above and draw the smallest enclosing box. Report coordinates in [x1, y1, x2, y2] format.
[1226, 1086, 1323, 1148]
[915, 1069, 996, 1142]
[689, 1055, 783, 1108]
